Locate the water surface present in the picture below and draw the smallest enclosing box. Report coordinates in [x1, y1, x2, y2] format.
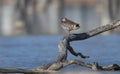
[0, 34, 120, 71]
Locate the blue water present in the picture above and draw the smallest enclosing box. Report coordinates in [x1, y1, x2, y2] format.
[0, 34, 120, 71]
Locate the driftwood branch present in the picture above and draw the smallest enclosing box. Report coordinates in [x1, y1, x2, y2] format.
[0, 20, 120, 73]
[0, 59, 120, 73]
[36, 59, 120, 71]
[0, 68, 34, 73]
[57, 20, 120, 62]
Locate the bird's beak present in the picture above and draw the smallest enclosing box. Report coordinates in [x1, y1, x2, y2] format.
[73, 24, 80, 30]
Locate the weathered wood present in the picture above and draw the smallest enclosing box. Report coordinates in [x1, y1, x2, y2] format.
[0, 68, 57, 73]
[0, 68, 34, 73]
[37, 20, 120, 71]
[57, 20, 120, 62]
[0, 20, 120, 73]
[36, 59, 120, 71]
[0, 59, 119, 73]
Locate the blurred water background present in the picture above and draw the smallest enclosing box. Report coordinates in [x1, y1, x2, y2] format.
[0, 34, 120, 71]
[0, 0, 120, 73]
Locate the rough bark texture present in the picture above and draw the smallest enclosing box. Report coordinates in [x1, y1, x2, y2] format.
[0, 20, 120, 73]
[57, 20, 120, 62]
[0, 60, 120, 73]
[36, 59, 120, 71]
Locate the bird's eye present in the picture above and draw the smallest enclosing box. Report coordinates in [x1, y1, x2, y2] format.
[76, 24, 79, 27]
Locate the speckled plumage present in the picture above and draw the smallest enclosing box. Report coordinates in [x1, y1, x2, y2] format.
[61, 18, 80, 34]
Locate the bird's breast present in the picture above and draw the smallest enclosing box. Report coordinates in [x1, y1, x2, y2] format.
[61, 23, 73, 31]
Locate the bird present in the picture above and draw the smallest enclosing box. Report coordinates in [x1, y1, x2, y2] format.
[61, 17, 80, 34]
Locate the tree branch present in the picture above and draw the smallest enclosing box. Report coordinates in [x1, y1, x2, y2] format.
[36, 20, 120, 72]
[0, 20, 120, 73]
[57, 20, 120, 62]
[0, 59, 120, 73]
[68, 20, 120, 42]
[36, 60, 120, 71]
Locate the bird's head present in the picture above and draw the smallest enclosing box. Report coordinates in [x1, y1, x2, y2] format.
[73, 24, 80, 30]
[61, 17, 80, 30]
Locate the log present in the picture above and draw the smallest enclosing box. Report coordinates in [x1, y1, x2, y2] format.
[0, 20, 120, 73]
